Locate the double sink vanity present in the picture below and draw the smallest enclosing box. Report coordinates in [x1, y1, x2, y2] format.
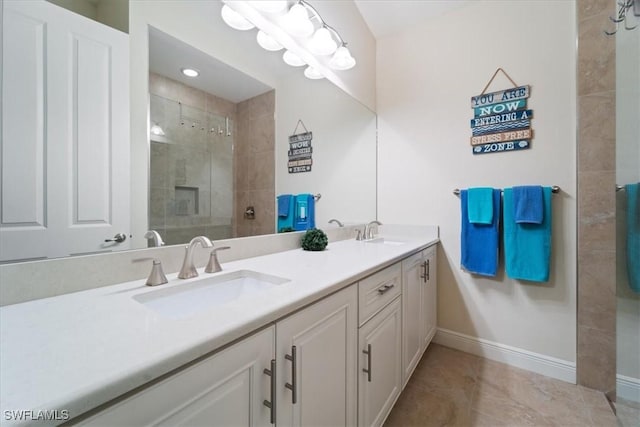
[0, 225, 438, 426]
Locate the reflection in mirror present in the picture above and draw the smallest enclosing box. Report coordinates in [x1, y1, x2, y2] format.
[148, 27, 276, 244]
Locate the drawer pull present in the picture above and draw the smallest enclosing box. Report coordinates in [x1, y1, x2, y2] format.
[362, 344, 372, 382]
[285, 346, 297, 404]
[263, 359, 276, 424]
[377, 283, 395, 295]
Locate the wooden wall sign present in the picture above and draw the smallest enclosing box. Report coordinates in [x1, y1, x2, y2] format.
[470, 69, 533, 155]
[288, 131, 313, 173]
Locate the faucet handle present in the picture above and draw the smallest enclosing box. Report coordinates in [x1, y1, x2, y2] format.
[134, 258, 168, 286]
[205, 246, 231, 273]
[355, 229, 363, 241]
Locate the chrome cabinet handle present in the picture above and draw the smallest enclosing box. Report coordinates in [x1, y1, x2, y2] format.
[420, 261, 427, 283]
[263, 359, 276, 424]
[426, 259, 430, 281]
[362, 344, 372, 382]
[377, 283, 395, 295]
[285, 346, 297, 404]
[104, 233, 127, 243]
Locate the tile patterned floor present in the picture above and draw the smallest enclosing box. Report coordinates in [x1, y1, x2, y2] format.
[616, 398, 640, 427]
[384, 344, 629, 427]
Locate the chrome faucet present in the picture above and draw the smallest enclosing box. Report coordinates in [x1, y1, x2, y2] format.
[328, 218, 344, 227]
[205, 246, 231, 273]
[144, 230, 165, 247]
[178, 236, 213, 279]
[364, 220, 382, 240]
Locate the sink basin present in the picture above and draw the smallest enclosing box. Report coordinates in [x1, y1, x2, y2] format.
[364, 237, 405, 246]
[134, 270, 290, 319]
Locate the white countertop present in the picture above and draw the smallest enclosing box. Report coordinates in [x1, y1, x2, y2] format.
[0, 227, 438, 425]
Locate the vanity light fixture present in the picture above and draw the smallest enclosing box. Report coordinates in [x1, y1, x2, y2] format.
[283, 50, 305, 66]
[221, 4, 255, 30]
[257, 30, 284, 51]
[249, 0, 288, 14]
[303, 65, 323, 79]
[181, 68, 200, 77]
[221, 0, 356, 81]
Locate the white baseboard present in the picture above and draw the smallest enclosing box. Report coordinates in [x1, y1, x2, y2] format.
[617, 374, 640, 403]
[434, 328, 577, 384]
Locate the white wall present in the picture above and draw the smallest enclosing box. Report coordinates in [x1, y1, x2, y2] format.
[616, 22, 640, 388]
[129, 0, 376, 246]
[377, 1, 577, 362]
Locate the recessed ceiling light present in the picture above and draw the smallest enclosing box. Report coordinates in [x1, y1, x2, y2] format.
[181, 68, 199, 77]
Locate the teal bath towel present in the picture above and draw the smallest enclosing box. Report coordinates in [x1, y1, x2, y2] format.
[503, 187, 552, 282]
[626, 183, 640, 293]
[467, 187, 494, 224]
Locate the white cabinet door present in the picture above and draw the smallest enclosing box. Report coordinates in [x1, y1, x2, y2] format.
[401, 251, 424, 386]
[358, 297, 402, 427]
[77, 327, 274, 426]
[1, 0, 130, 262]
[402, 246, 438, 387]
[422, 246, 438, 349]
[276, 285, 358, 427]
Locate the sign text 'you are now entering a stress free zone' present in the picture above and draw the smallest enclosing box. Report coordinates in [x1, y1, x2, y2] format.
[470, 85, 533, 155]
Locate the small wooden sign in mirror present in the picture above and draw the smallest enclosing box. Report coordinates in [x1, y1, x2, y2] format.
[288, 120, 313, 173]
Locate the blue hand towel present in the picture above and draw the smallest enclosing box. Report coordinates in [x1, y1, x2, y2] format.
[460, 188, 501, 276]
[467, 187, 494, 224]
[625, 183, 640, 293]
[503, 187, 552, 282]
[277, 194, 292, 218]
[513, 185, 544, 224]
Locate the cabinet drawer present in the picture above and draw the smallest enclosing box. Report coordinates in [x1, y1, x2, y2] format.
[358, 263, 401, 326]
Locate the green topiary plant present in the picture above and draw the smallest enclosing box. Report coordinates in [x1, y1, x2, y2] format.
[301, 228, 328, 251]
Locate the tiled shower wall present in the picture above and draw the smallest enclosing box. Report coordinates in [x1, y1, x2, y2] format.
[576, 0, 616, 394]
[234, 90, 276, 237]
[148, 72, 236, 243]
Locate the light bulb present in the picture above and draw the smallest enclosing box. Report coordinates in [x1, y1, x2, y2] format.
[221, 4, 255, 31]
[283, 50, 305, 67]
[308, 27, 338, 56]
[304, 66, 324, 80]
[181, 68, 199, 77]
[329, 45, 356, 70]
[282, 3, 313, 37]
[249, 1, 288, 14]
[257, 30, 283, 51]
[150, 123, 165, 136]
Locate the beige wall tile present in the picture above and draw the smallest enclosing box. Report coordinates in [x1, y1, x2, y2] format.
[578, 93, 616, 172]
[578, 11, 616, 96]
[577, 325, 616, 392]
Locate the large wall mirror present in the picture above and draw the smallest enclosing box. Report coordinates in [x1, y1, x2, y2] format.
[0, 0, 377, 263]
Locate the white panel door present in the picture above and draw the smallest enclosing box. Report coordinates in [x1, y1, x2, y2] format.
[276, 285, 358, 427]
[358, 297, 402, 427]
[78, 327, 274, 426]
[1, 0, 130, 261]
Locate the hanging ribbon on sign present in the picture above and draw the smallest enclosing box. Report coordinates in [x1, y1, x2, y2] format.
[288, 119, 313, 173]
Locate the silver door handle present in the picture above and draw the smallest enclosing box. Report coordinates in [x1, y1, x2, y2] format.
[104, 233, 127, 243]
[285, 346, 297, 404]
[426, 259, 430, 281]
[362, 344, 372, 382]
[263, 359, 276, 424]
[420, 261, 427, 283]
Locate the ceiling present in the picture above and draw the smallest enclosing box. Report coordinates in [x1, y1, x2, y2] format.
[148, 27, 273, 103]
[353, 0, 471, 39]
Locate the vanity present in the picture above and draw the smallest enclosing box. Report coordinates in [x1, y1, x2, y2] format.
[0, 226, 438, 426]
